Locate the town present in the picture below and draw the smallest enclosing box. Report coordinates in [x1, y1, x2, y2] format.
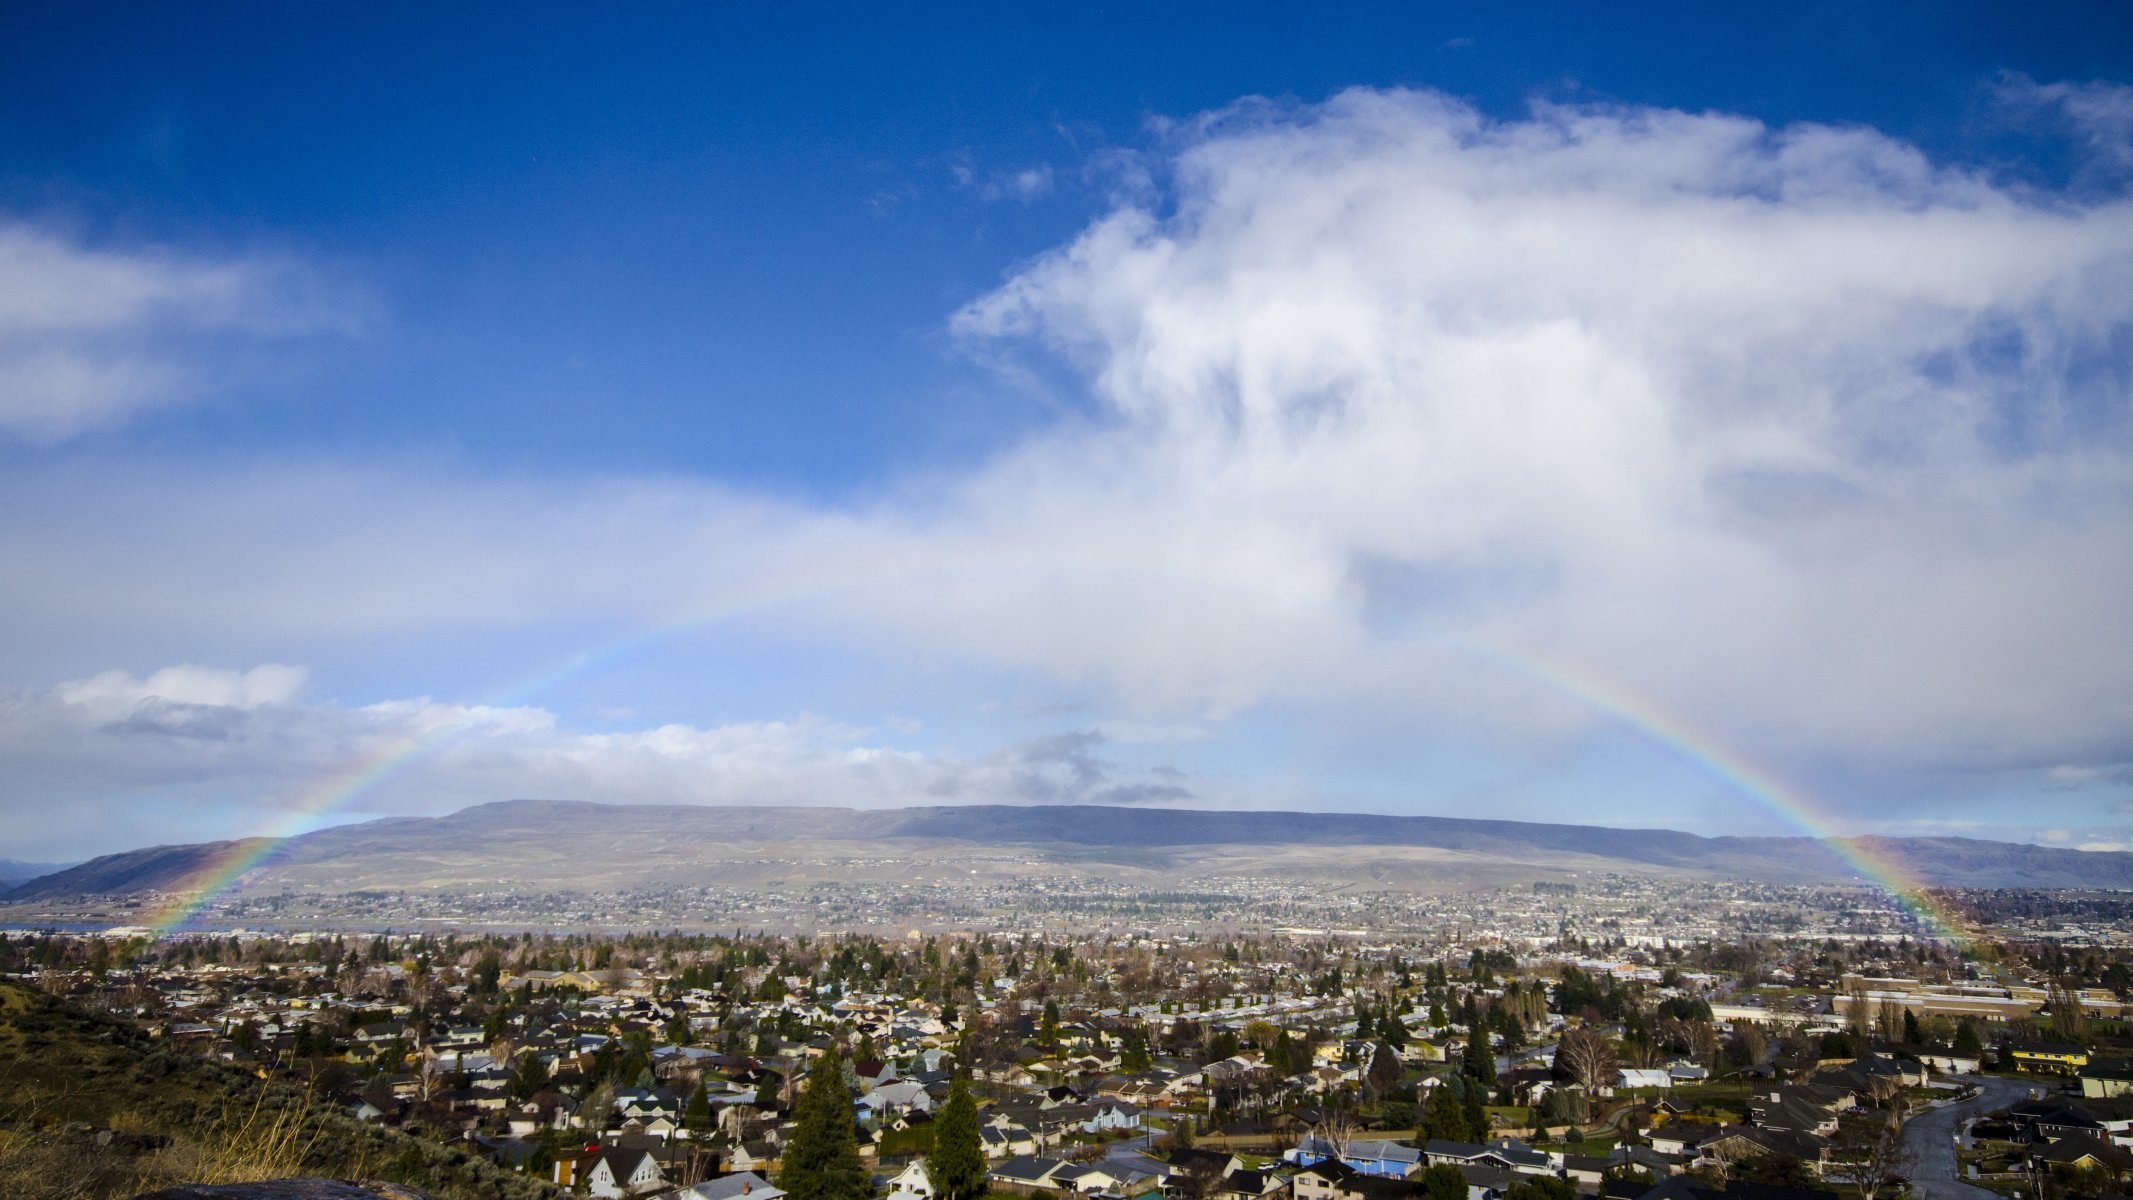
[5, 885, 2132, 1200]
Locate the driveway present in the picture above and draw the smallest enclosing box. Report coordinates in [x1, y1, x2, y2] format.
[1898, 1075, 2042, 1200]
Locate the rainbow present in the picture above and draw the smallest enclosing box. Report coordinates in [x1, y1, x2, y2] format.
[1452, 634, 1976, 945]
[144, 607, 1976, 944]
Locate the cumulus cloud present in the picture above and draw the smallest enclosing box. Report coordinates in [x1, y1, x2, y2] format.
[5, 86, 2133, 843]
[0, 223, 355, 441]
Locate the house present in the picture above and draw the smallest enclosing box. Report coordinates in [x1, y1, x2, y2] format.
[1426, 1142, 1520, 1172]
[1290, 1161, 1422, 1200]
[1293, 1135, 1420, 1178]
[1693, 1127, 1827, 1173]
[1747, 1092, 1840, 1139]
[1647, 1127, 1721, 1158]
[2008, 1042, 2090, 1075]
[1561, 1155, 1610, 1186]
[666, 1172, 787, 1200]
[1054, 1161, 1148, 1195]
[2008, 1098, 2113, 1145]
[860, 1080, 934, 1118]
[1424, 1140, 1551, 1177]
[990, 1155, 1071, 1194]
[2082, 1060, 2133, 1099]
[728, 1141, 780, 1174]
[1291, 1161, 1368, 1200]
[586, 1146, 667, 1198]
[1169, 1148, 1245, 1181]
[887, 1162, 936, 1199]
[1215, 1169, 1284, 1200]
[2031, 1136, 2133, 1175]
[980, 1124, 1039, 1159]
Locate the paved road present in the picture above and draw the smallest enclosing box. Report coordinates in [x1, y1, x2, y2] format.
[1898, 1076, 2040, 1200]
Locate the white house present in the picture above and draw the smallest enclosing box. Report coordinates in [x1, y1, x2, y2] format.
[587, 1147, 665, 1198]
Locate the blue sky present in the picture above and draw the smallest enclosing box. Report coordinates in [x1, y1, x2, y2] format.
[4, 3, 2133, 860]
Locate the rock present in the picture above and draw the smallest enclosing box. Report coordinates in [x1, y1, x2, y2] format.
[132, 1182, 435, 1200]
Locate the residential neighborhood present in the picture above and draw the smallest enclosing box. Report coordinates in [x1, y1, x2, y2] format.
[6, 903, 2133, 1200]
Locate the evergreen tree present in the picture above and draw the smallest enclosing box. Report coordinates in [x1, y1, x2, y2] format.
[1462, 1029, 1495, 1083]
[512, 1048, 552, 1101]
[1463, 1084, 1489, 1146]
[1368, 1039, 1403, 1093]
[1422, 1165, 1468, 1200]
[780, 1052, 869, 1200]
[927, 1074, 986, 1200]
[1423, 1084, 1470, 1142]
[1952, 1020, 1983, 1058]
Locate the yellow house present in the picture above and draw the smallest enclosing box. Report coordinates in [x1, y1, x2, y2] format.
[2008, 1042, 2089, 1074]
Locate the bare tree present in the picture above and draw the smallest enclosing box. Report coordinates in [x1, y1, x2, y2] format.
[1877, 1000, 1906, 1045]
[1317, 1093, 1360, 1163]
[1734, 1022, 1768, 1068]
[416, 1052, 452, 1103]
[1847, 984, 1873, 1044]
[1556, 1026, 1617, 1091]
[1838, 1109, 1903, 1200]
[1690, 1020, 1723, 1069]
[2047, 979, 2090, 1043]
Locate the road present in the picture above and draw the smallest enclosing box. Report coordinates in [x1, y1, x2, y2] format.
[1898, 1076, 2040, 1200]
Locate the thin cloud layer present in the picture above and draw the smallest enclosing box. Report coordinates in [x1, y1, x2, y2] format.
[2, 665, 1187, 859]
[0, 223, 354, 441]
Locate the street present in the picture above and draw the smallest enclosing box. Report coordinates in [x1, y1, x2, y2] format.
[1897, 1076, 2042, 1200]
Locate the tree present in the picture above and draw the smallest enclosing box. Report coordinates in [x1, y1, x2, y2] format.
[2048, 978, 2090, 1043]
[1423, 1084, 1471, 1142]
[780, 1052, 869, 1200]
[511, 1048, 551, 1101]
[927, 1074, 986, 1200]
[1554, 1027, 1615, 1092]
[1838, 1109, 1903, 1200]
[1421, 1164, 1468, 1200]
[1953, 1020, 1984, 1058]
[1462, 1029, 1496, 1084]
[1368, 1039, 1404, 1093]
[1504, 1177, 1577, 1200]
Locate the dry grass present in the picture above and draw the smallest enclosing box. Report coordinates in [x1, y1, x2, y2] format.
[0, 980, 552, 1200]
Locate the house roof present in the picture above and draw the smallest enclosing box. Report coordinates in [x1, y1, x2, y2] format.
[991, 1154, 1067, 1184]
[680, 1172, 787, 1200]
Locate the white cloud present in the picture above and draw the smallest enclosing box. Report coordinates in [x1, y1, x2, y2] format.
[0, 223, 355, 442]
[56, 663, 307, 714]
[1995, 72, 2133, 174]
[982, 164, 1055, 202]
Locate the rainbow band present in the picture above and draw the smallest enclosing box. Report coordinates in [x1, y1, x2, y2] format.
[1459, 635, 1976, 946]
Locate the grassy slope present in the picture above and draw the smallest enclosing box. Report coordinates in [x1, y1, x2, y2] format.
[0, 981, 557, 1200]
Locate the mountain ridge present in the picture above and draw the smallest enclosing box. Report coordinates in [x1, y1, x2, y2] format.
[8, 799, 2130, 901]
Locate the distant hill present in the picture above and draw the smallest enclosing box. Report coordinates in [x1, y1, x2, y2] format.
[3, 839, 272, 902]
[0, 859, 75, 888]
[9, 800, 2133, 903]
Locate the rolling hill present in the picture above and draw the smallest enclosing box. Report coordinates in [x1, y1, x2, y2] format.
[8, 800, 2132, 901]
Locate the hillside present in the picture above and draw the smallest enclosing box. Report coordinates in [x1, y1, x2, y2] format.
[11, 800, 2133, 902]
[0, 859, 74, 888]
[0, 980, 554, 1200]
[4, 839, 275, 902]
